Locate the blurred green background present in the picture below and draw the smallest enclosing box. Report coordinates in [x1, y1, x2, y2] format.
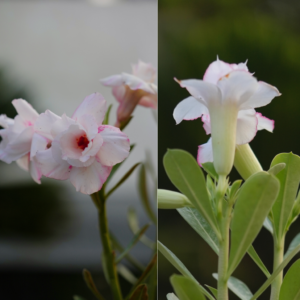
[158, 0, 300, 299]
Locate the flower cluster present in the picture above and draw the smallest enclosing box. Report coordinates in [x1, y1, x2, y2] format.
[0, 93, 130, 194]
[174, 58, 281, 176]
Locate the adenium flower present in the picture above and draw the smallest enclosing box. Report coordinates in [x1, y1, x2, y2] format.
[0, 99, 42, 183]
[100, 60, 157, 127]
[174, 58, 281, 176]
[34, 93, 130, 194]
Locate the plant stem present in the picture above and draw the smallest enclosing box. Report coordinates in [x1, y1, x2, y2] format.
[270, 234, 285, 300]
[217, 202, 231, 300]
[91, 192, 123, 300]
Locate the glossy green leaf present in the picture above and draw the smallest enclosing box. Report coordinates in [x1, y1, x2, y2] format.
[127, 208, 155, 249]
[129, 284, 148, 300]
[228, 172, 280, 276]
[279, 259, 300, 300]
[170, 275, 206, 300]
[106, 144, 136, 184]
[202, 162, 218, 180]
[83, 269, 105, 300]
[117, 264, 138, 285]
[103, 104, 113, 125]
[177, 207, 219, 254]
[163, 149, 220, 237]
[263, 217, 273, 235]
[158, 241, 214, 300]
[106, 163, 141, 198]
[271, 153, 300, 238]
[247, 245, 270, 277]
[268, 163, 286, 176]
[229, 180, 242, 200]
[138, 164, 157, 223]
[116, 224, 150, 263]
[284, 233, 300, 259]
[213, 274, 253, 300]
[250, 243, 300, 300]
[110, 232, 144, 271]
[205, 285, 217, 298]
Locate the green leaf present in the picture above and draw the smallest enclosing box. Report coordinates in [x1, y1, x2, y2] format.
[106, 144, 135, 184]
[268, 163, 286, 176]
[247, 245, 270, 277]
[202, 162, 218, 180]
[106, 163, 141, 198]
[129, 284, 148, 300]
[279, 259, 300, 300]
[284, 233, 300, 259]
[138, 164, 157, 223]
[250, 243, 300, 300]
[170, 275, 206, 300]
[229, 180, 242, 200]
[163, 149, 220, 238]
[270, 153, 300, 238]
[228, 171, 280, 276]
[110, 232, 144, 271]
[103, 104, 113, 125]
[213, 274, 253, 300]
[117, 264, 138, 285]
[158, 241, 215, 300]
[126, 254, 157, 300]
[116, 224, 150, 263]
[101, 252, 110, 285]
[82, 269, 105, 300]
[263, 217, 273, 235]
[127, 208, 155, 249]
[177, 207, 219, 255]
[205, 285, 217, 298]
[120, 116, 133, 131]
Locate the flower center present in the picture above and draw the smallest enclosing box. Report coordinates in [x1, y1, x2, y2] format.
[77, 135, 89, 150]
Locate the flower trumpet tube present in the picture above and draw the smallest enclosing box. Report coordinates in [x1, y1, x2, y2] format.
[101, 60, 157, 127]
[174, 58, 280, 177]
[158, 189, 193, 209]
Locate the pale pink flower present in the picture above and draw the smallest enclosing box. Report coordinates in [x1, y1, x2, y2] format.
[173, 58, 280, 176]
[101, 60, 157, 127]
[0, 99, 42, 183]
[34, 93, 130, 194]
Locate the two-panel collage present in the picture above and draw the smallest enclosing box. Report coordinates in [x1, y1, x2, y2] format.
[2, 1, 300, 300]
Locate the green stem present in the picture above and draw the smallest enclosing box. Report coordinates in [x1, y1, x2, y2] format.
[270, 235, 285, 300]
[217, 201, 231, 300]
[91, 192, 123, 300]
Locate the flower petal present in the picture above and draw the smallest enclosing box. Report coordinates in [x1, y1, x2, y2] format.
[121, 73, 155, 94]
[203, 59, 248, 84]
[201, 114, 211, 134]
[36, 148, 71, 180]
[50, 114, 75, 138]
[138, 93, 157, 109]
[72, 93, 107, 126]
[82, 133, 103, 158]
[12, 99, 39, 124]
[112, 85, 126, 103]
[30, 158, 42, 184]
[78, 114, 98, 140]
[197, 138, 213, 166]
[256, 112, 274, 132]
[16, 154, 30, 171]
[132, 60, 156, 83]
[166, 293, 180, 300]
[69, 162, 112, 194]
[34, 110, 60, 140]
[30, 133, 49, 160]
[175, 78, 221, 107]
[236, 109, 258, 145]
[96, 125, 130, 166]
[0, 115, 14, 129]
[173, 96, 208, 125]
[239, 81, 281, 110]
[100, 74, 124, 86]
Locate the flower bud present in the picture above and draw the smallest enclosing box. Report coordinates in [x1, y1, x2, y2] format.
[158, 189, 193, 209]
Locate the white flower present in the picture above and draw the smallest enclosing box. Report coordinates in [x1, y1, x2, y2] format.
[0, 99, 42, 183]
[34, 93, 130, 194]
[166, 293, 180, 300]
[174, 58, 280, 176]
[101, 60, 157, 126]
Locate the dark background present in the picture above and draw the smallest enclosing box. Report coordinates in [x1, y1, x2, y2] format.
[158, 0, 300, 299]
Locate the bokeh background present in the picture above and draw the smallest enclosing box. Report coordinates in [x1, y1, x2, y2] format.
[0, 1, 157, 299]
[158, 0, 300, 299]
